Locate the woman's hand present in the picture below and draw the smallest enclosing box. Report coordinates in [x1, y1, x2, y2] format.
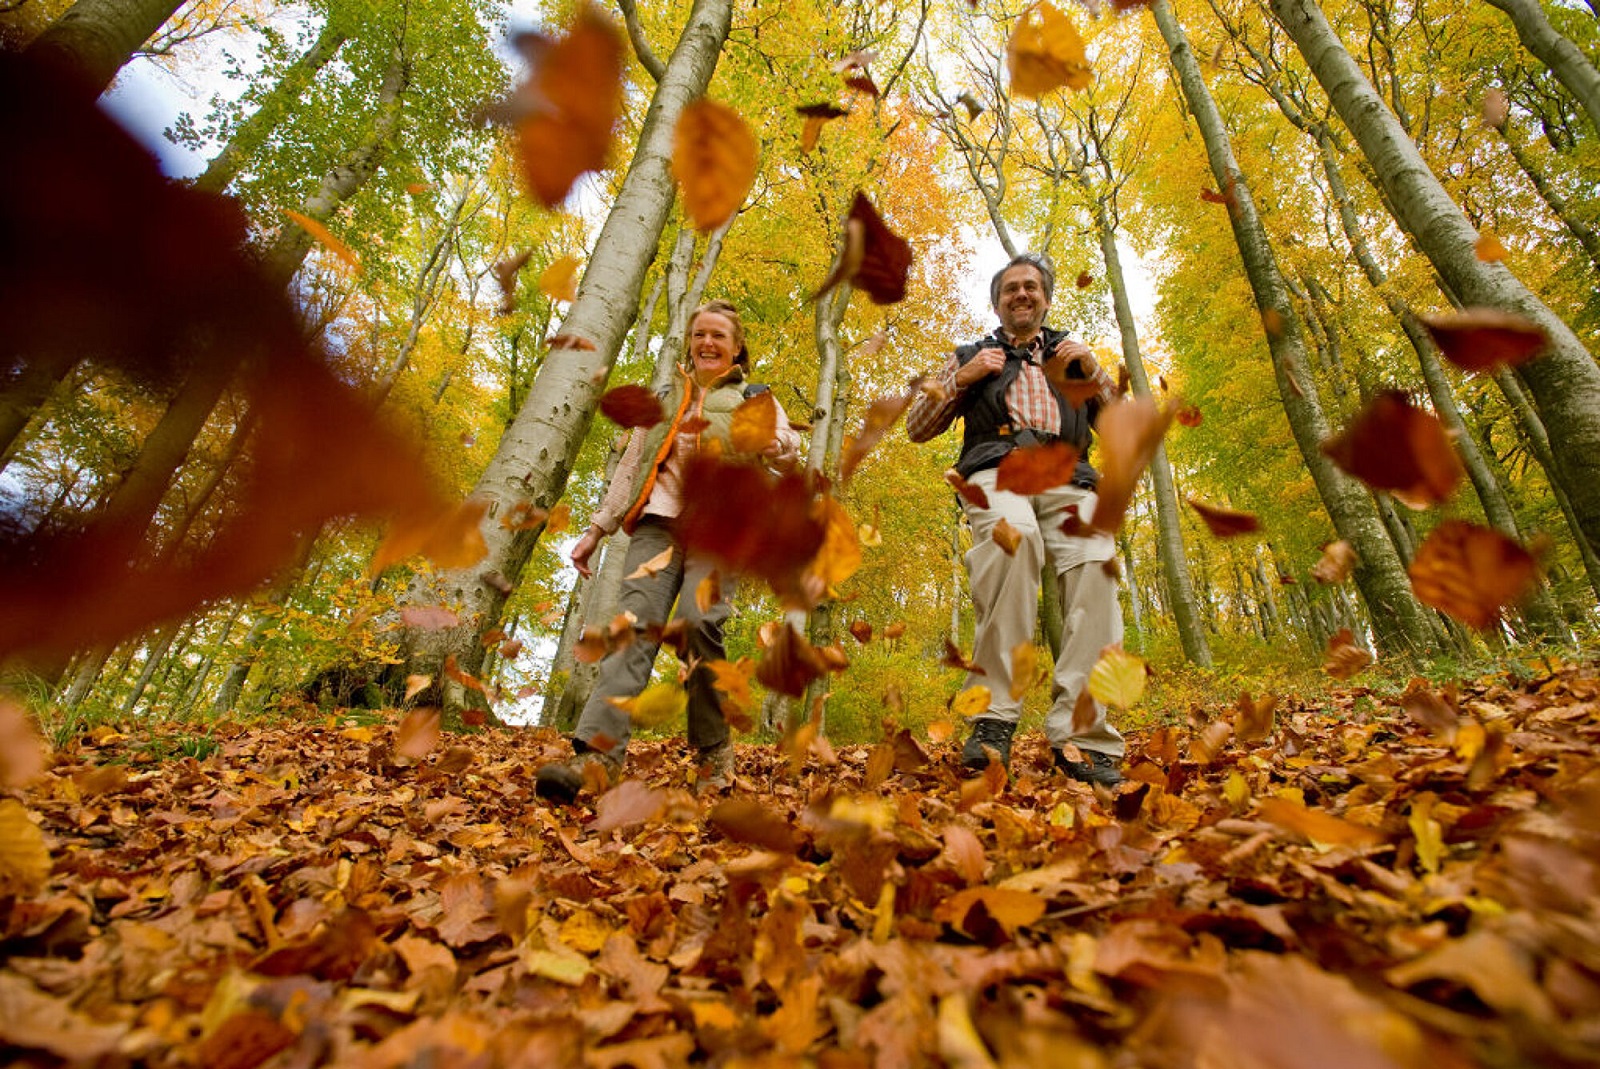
[570, 525, 604, 578]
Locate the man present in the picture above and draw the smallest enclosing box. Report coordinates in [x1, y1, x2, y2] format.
[906, 252, 1125, 787]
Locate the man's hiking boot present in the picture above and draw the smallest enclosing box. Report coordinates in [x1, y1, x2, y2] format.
[960, 717, 1017, 775]
[694, 740, 734, 795]
[1054, 747, 1124, 787]
[535, 741, 622, 804]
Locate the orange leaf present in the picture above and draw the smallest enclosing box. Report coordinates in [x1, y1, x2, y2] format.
[675, 457, 827, 606]
[672, 97, 758, 231]
[756, 622, 833, 698]
[1474, 232, 1507, 263]
[1233, 691, 1277, 743]
[1185, 495, 1261, 537]
[1323, 628, 1374, 680]
[283, 210, 360, 274]
[991, 517, 1023, 555]
[795, 102, 848, 154]
[729, 388, 777, 454]
[695, 570, 721, 614]
[395, 707, 441, 760]
[944, 469, 991, 509]
[1319, 391, 1464, 509]
[805, 493, 862, 592]
[1257, 796, 1386, 847]
[1092, 397, 1174, 534]
[1006, 1, 1092, 98]
[594, 780, 667, 833]
[598, 384, 666, 429]
[538, 255, 581, 302]
[994, 441, 1080, 494]
[626, 546, 674, 580]
[709, 797, 797, 852]
[799, 115, 827, 154]
[840, 389, 915, 482]
[371, 498, 490, 577]
[1409, 520, 1540, 630]
[1418, 308, 1547, 373]
[941, 638, 985, 674]
[933, 887, 1047, 939]
[1008, 642, 1038, 700]
[1174, 402, 1202, 427]
[509, 6, 624, 208]
[1311, 540, 1358, 584]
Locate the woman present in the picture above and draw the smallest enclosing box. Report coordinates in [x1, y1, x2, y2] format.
[535, 300, 800, 802]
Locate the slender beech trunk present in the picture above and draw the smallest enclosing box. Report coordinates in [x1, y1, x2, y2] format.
[192, 20, 349, 196]
[1270, 0, 1600, 562]
[23, 0, 183, 97]
[1154, 0, 1436, 658]
[1483, 0, 1600, 137]
[651, 227, 699, 393]
[0, 351, 78, 472]
[1492, 118, 1600, 272]
[259, 48, 410, 287]
[393, 0, 734, 708]
[374, 181, 473, 400]
[121, 623, 178, 715]
[1094, 197, 1211, 666]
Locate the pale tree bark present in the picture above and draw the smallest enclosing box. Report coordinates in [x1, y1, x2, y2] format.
[373, 179, 476, 401]
[1154, 0, 1438, 658]
[392, 0, 732, 707]
[259, 48, 409, 288]
[1270, 0, 1600, 559]
[23, 0, 183, 97]
[1491, 116, 1600, 271]
[1483, 0, 1600, 137]
[192, 19, 350, 196]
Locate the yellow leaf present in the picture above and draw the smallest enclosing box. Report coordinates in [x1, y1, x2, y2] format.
[933, 886, 1047, 937]
[1258, 796, 1386, 848]
[284, 209, 361, 274]
[557, 909, 613, 955]
[672, 97, 759, 231]
[340, 726, 376, 743]
[730, 389, 778, 454]
[807, 495, 862, 592]
[858, 523, 883, 547]
[1008, 642, 1039, 700]
[937, 994, 999, 1069]
[1006, 1, 1092, 99]
[626, 546, 675, 579]
[951, 685, 991, 718]
[1087, 646, 1147, 709]
[0, 798, 50, 897]
[538, 255, 581, 302]
[800, 114, 826, 154]
[522, 948, 591, 986]
[608, 682, 686, 727]
[1223, 770, 1251, 808]
[1410, 793, 1445, 874]
[1474, 231, 1506, 263]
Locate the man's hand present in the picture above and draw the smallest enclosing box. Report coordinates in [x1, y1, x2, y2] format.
[1048, 337, 1097, 378]
[954, 346, 1005, 388]
[570, 525, 604, 578]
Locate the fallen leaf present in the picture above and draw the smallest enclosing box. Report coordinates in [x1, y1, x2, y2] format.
[1474, 232, 1507, 263]
[841, 389, 915, 482]
[0, 699, 47, 787]
[729, 389, 777, 454]
[1418, 308, 1547, 373]
[849, 620, 873, 643]
[1092, 397, 1174, 534]
[395, 707, 441, 760]
[1310, 540, 1357, 584]
[1319, 391, 1464, 509]
[608, 682, 686, 727]
[0, 799, 50, 897]
[991, 518, 1023, 555]
[1007, 1, 1092, 98]
[593, 779, 667, 833]
[951, 685, 992, 719]
[1233, 691, 1277, 743]
[672, 97, 758, 231]
[1409, 520, 1540, 629]
[1481, 87, 1509, 128]
[1323, 628, 1374, 679]
[626, 546, 675, 580]
[1175, 402, 1202, 427]
[934, 886, 1047, 939]
[816, 191, 912, 305]
[538, 255, 581, 302]
[1257, 796, 1386, 847]
[708, 797, 797, 852]
[945, 469, 991, 509]
[1088, 646, 1147, 709]
[1009, 642, 1039, 700]
[995, 441, 1081, 494]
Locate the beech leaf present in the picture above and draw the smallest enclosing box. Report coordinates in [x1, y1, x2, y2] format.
[672, 97, 758, 231]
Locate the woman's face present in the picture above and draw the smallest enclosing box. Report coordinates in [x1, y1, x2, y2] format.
[689, 311, 739, 384]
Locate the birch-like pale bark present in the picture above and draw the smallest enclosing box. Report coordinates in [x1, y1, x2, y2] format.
[23, 0, 182, 97]
[1155, 0, 1437, 658]
[392, 0, 732, 704]
[1270, 0, 1600, 560]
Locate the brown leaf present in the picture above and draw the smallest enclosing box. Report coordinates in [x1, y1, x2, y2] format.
[0, 700, 47, 787]
[1092, 397, 1174, 535]
[1006, 1, 1092, 98]
[599, 384, 666, 429]
[593, 779, 667, 833]
[729, 389, 777, 454]
[1418, 308, 1548, 373]
[695, 570, 721, 614]
[1323, 628, 1374, 680]
[1310, 540, 1358, 584]
[1409, 520, 1540, 630]
[933, 886, 1047, 940]
[944, 468, 991, 509]
[1174, 402, 1202, 428]
[672, 97, 758, 231]
[841, 389, 915, 482]
[991, 517, 1023, 555]
[1076, 271, 1092, 289]
[849, 620, 873, 644]
[1009, 641, 1039, 700]
[674, 456, 827, 605]
[508, 6, 624, 207]
[1233, 691, 1276, 743]
[1185, 496, 1261, 538]
[756, 622, 832, 698]
[395, 707, 441, 760]
[1319, 391, 1464, 509]
[1481, 87, 1510, 128]
[817, 192, 913, 305]
[994, 441, 1081, 494]
[546, 333, 598, 351]
[941, 638, 986, 675]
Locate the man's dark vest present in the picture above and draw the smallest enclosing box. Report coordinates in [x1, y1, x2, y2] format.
[952, 326, 1101, 486]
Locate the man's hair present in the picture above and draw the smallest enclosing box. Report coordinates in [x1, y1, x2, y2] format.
[989, 251, 1056, 309]
[686, 298, 750, 368]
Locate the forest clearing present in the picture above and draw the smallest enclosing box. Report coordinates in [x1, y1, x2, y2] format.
[4, 0, 1600, 1063]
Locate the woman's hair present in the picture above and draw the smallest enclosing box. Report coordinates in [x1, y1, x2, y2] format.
[687, 299, 750, 368]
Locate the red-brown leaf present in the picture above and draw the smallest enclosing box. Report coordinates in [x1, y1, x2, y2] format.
[1185, 496, 1261, 538]
[994, 441, 1081, 495]
[1319, 391, 1464, 509]
[1408, 520, 1540, 630]
[599, 384, 665, 429]
[1419, 308, 1547, 373]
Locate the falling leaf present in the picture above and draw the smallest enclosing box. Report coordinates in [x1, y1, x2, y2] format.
[945, 469, 991, 509]
[882, 621, 907, 641]
[626, 546, 675, 580]
[593, 779, 667, 833]
[283, 210, 360, 274]
[0, 798, 50, 897]
[1088, 646, 1147, 709]
[1233, 691, 1277, 743]
[849, 620, 873, 644]
[994, 441, 1081, 494]
[1175, 402, 1202, 428]
[546, 333, 599, 351]
[609, 682, 686, 727]
[927, 719, 956, 744]
[1190, 718, 1233, 765]
[1418, 308, 1547, 373]
[941, 638, 985, 675]
[405, 182, 435, 195]
[538, 255, 581, 302]
[934, 886, 1047, 939]
[841, 390, 915, 482]
[1481, 87, 1509, 129]
[1311, 540, 1358, 584]
[695, 571, 721, 613]
[991, 518, 1023, 555]
[1070, 689, 1099, 735]
[598, 384, 666, 429]
[816, 191, 912, 305]
[1076, 271, 1092, 289]
[1009, 642, 1039, 700]
[371, 498, 491, 577]
[395, 707, 441, 760]
[1007, 1, 1092, 98]
[730, 389, 777, 454]
[709, 798, 797, 852]
[756, 623, 833, 697]
[843, 71, 879, 97]
[1185, 496, 1261, 538]
[672, 97, 758, 231]
[0, 699, 47, 787]
[1258, 796, 1386, 847]
[1260, 308, 1284, 338]
[1323, 628, 1374, 680]
[806, 494, 863, 593]
[1320, 391, 1465, 509]
[956, 91, 985, 119]
[506, 6, 624, 207]
[1409, 520, 1540, 630]
[951, 685, 992, 719]
[1474, 232, 1507, 263]
[675, 456, 828, 606]
[401, 605, 460, 631]
[547, 502, 572, 535]
[1092, 397, 1175, 534]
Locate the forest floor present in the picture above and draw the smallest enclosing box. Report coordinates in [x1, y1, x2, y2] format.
[3, 658, 1599, 1069]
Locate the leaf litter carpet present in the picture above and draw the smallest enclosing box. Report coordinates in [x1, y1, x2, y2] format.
[3, 661, 1599, 1068]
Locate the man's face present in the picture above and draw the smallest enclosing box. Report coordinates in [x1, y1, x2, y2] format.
[995, 264, 1050, 338]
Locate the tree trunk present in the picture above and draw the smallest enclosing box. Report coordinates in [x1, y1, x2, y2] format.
[259, 47, 410, 287]
[1493, 118, 1600, 272]
[1094, 197, 1212, 667]
[192, 20, 350, 196]
[651, 226, 699, 393]
[1155, 0, 1438, 659]
[1483, 0, 1600, 137]
[120, 622, 178, 715]
[373, 180, 473, 400]
[391, 0, 733, 710]
[0, 350, 79, 472]
[23, 0, 183, 97]
[1271, 0, 1600, 560]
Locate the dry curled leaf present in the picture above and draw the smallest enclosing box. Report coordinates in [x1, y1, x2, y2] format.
[815, 191, 912, 305]
[945, 469, 991, 509]
[1324, 628, 1375, 680]
[840, 389, 915, 482]
[1311, 540, 1358, 584]
[1319, 391, 1464, 509]
[729, 389, 777, 454]
[598, 384, 666, 429]
[994, 441, 1080, 495]
[1186, 496, 1261, 538]
[991, 518, 1023, 555]
[1092, 397, 1174, 535]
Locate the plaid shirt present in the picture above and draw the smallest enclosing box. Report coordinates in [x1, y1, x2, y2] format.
[905, 329, 1115, 443]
